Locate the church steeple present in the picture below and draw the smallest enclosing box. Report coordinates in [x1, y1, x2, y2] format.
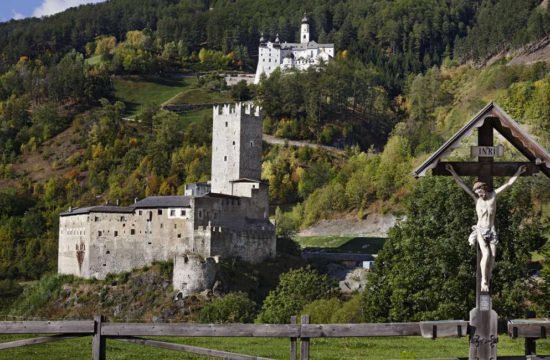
[300, 12, 310, 44]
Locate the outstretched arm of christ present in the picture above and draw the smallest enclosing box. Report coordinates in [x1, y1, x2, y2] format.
[445, 164, 477, 201]
[495, 164, 527, 195]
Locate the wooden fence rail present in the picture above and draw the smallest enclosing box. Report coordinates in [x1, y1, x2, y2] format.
[0, 316, 548, 359]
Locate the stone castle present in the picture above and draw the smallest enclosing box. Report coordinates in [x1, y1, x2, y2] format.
[254, 13, 335, 84]
[58, 102, 276, 294]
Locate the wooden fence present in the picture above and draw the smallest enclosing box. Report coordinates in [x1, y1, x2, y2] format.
[0, 316, 548, 359]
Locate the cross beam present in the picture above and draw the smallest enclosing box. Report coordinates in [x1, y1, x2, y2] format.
[433, 162, 537, 177]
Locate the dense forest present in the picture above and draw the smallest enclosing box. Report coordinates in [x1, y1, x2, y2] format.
[0, 0, 549, 321]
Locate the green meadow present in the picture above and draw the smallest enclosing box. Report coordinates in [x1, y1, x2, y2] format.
[0, 334, 547, 359]
[295, 236, 386, 254]
[113, 76, 196, 117]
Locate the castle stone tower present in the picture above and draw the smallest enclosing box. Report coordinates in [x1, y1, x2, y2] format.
[211, 102, 263, 195]
[301, 12, 310, 43]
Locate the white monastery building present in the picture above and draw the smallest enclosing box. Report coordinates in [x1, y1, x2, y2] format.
[254, 13, 335, 84]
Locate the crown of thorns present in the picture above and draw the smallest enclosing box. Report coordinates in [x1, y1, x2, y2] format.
[473, 182, 489, 191]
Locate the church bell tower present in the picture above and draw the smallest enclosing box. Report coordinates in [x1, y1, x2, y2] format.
[301, 12, 310, 44]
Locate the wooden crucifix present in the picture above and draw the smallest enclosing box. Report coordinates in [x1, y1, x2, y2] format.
[413, 102, 550, 360]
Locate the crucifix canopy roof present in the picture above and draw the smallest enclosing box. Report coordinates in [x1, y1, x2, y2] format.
[412, 102, 550, 178]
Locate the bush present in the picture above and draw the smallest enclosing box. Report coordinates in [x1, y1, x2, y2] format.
[257, 266, 336, 324]
[301, 298, 341, 323]
[331, 294, 363, 323]
[199, 292, 257, 323]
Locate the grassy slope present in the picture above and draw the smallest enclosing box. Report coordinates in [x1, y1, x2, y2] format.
[0, 335, 547, 359]
[114, 76, 232, 118]
[113, 76, 196, 117]
[295, 236, 386, 254]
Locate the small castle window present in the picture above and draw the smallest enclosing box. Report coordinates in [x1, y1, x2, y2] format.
[98, 231, 102, 236]
[249, 141, 254, 147]
[225, 121, 228, 127]
[106, 250, 110, 254]
[174, 224, 177, 229]
[177, 234, 181, 238]
[170, 209, 176, 216]
[139, 210, 142, 215]
[148, 242, 152, 245]
[232, 141, 235, 145]
[114, 231, 118, 237]
[131, 229, 135, 235]
[224, 156, 227, 161]
[180, 210, 186, 216]
[158, 209, 163, 215]
[161, 223, 163, 228]
[95, 216, 99, 222]
[198, 210, 203, 219]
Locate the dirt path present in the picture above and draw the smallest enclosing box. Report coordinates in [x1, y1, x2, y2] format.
[262, 134, 344, 153]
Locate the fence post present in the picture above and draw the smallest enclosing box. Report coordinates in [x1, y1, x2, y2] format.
[290, 316, 297, 360]
[300, 315, 310, 360]
[92, 315, 106, 360]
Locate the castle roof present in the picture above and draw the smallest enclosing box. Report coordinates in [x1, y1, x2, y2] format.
[301, 12, 309, 23]
[60, 205, 134, 217]
[204, 192, 240, 199]
[229, 178, 264, 183]
[132, 196, 192, 209]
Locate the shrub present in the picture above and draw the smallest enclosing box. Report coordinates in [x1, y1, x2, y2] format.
[199, 292, 257, 323]
[301, 298, 341, 323]
[331, 294, 363, 323]
[257, 266, 336, 324]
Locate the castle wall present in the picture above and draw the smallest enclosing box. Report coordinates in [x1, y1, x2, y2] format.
[194, 190, 275, 262]
[58, 214, 91, 277]
[210, 228, 275, 263]
[239, 113, 263, 180]
[59, 207, 196, 279]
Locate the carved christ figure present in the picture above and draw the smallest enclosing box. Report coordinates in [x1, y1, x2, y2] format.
[445, 164, 527, 292]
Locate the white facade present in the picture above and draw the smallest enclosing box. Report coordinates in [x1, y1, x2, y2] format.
[254, 14, 335, 84]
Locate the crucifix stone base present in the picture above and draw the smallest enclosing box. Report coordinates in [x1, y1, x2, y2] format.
[469, 244, 498, 360]
[469, 299, 498, 359]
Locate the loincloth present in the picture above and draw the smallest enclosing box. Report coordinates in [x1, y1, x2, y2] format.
[469, 226, 498, 245]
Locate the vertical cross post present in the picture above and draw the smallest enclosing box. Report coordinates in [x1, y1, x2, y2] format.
[469, 120, 498, 360]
